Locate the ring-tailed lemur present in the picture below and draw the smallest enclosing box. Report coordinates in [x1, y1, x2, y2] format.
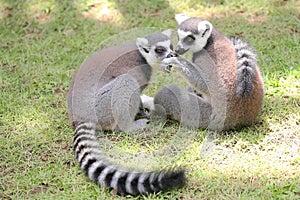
[68, 30, 184, 195]
[155, 14, 264, 131]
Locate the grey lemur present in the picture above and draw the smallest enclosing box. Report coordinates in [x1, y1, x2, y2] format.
[67, 30, 184, 195]
[155, 14, 264, 131]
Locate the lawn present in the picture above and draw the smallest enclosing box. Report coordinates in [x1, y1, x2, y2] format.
[0, 0, 299, 199]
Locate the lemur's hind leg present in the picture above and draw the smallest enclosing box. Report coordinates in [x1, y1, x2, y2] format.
[154, 84, 212, 129]
[95, 74, 147, 132]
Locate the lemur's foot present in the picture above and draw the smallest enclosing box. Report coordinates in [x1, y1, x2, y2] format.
[135, 109, 150, 120]
[140, 94, 155, 111]
[130, 119, 149, 131]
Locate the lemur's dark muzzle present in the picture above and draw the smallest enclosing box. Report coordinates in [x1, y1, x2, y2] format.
[175, 46, 188, 55]
[167, 52, 178, 58]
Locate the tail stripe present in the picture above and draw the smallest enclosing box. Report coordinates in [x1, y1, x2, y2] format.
[236, 49, 256, 60]
[158, 171, 165, 189]
[140, 173, 154, 193]
[74, 122, 94, 134]
[229, 37, 258, 97]
[237, 57, 256, 68]
[74, 135, 96, 151]
[88, 160, 106, 181]
[149, 172, 160, 191]
[82, 157, 97, 173]
[75, 142, 99, 159]
[111, 171, 128, 194]
[104, 167, 117, 187]
[98, 165, 116, 186]
[115, 173, 128, 194]
[125, 172, 140, 195]
[74, 123, 94, 133]
[137, 173, 151, 193]
[74, 129, 94, 143]
[79, 149, 102, 166]
[73, 122, 185, 195]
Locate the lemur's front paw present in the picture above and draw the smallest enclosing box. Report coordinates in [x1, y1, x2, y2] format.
[161, 57, 179, 73]
[164, 64, 173, 73]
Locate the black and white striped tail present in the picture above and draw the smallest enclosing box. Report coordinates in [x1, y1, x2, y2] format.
[229, 37, 258, 97]
[73, 122, 185, 195]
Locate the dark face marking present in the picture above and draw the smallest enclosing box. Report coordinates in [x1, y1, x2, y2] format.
[143, 48, 149, 53]
[175, 45, 189, 55]
[184, 35, 195, 44]
[154, 46, 166, 54]
[166, 51, 178, 58]
[201, 24, 210, 37]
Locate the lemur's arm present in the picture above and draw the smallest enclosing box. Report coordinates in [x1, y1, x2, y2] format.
[161, 56, 209, 94]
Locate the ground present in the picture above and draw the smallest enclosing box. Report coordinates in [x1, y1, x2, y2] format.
[0, 0, 299, 199]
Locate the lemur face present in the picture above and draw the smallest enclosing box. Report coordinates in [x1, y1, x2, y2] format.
[174, 15, 213, 55]
[136, 30, 177, 67]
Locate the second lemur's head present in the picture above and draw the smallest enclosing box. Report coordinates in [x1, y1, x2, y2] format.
[136, 29, 177, 68]
[174, 14, 213, 55]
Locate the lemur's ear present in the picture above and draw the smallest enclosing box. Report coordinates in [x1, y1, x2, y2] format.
[175, 13, 189, 24]
[136, 37, 150, 53]
[161, 29, 172, 38]
[197, 20, 213, 37]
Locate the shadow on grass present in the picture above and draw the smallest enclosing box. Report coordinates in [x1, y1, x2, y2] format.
[1, 0, 299, 199]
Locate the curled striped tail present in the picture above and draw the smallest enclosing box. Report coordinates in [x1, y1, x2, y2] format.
[73, 122, 185, 195]
[229, 37, 258, 97]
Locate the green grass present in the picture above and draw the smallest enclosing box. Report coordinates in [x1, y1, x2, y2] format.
[1, 0, 299, 199]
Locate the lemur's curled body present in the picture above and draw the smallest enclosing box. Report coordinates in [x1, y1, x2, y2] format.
[156, 15, 264, 131]
[68, 30, 184, 195]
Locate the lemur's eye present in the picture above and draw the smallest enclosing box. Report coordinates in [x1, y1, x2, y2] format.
[185, 35, 195, 43]
[155, 47, 165, 54]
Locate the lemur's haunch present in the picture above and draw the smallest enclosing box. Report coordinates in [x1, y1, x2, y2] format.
[68, 30, 184, 195]
[156, 15, 264, 131]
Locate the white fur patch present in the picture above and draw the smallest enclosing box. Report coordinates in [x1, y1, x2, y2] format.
[140, 94, 154, 111]
[177, 29, 192, 41]
[156, 40, 171, 49]
[175, 13, 190, 24]
[136, 37, 149, 48]
[192, 33, 210, 52]
[161, 29, 172, 38]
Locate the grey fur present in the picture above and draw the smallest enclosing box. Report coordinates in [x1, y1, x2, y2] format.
[229, 37, 258, 97]
[68, 31, 185, 195]
[156, 16, 264, 131]
[177, 17, 203, 34]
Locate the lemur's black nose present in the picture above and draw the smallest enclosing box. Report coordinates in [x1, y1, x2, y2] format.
[175, 46, 188, 55]
[167, 52, 178, 58]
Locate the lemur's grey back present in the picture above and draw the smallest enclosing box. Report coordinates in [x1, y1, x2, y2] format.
[67, 42, 151, 125]
[68, 31, 186, 195]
